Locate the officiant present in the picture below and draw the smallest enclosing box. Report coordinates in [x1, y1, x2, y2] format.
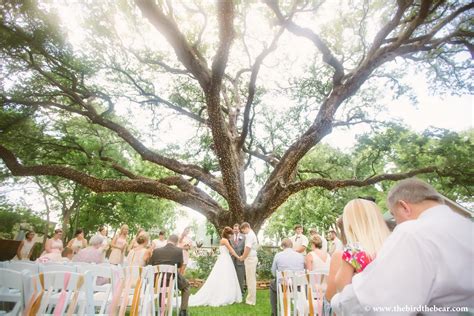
[231, 223, 246, 295]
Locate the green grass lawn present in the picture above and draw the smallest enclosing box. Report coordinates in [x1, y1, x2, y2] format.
[188, 288, 271, 316]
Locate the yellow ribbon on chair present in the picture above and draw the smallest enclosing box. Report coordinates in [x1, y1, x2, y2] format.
[65, 275, 84, 316]
[306, 273, 314, 316]
[282, 272, 288, 316]
[130, 266, 143, 316]
[27, 273, 45, 316]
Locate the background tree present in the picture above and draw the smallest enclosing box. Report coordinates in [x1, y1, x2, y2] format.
[264, 125, 473, 238]
[0, 0, 472, 232]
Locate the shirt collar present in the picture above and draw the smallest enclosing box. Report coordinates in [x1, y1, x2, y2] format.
[418, 204, 449, 220]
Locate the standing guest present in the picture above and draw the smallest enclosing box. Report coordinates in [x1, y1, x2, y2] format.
[152, 231, 167, 249]
[178, 226, 193, 275]
[40, 228, 64, 259]
[73, 234, 104, 264]
[128, 228, 145, 252]
[67, 228, 88, 254]
[14, 230, 35, 260]
[332, 178, 474, 314]
[289, 224, 309, 254]
[125, 233, 151, 267]
[230, 223, 246, 295]
[327, 230, 343, 256]
[306, 235, 331, 275]
[309, 228, 328, 253]
[150, 234, 190, 316]
[269, 238, 305, 316]
[109, 224, 129, 265]
[239, 222, 259, 306]
[97, 226, 109, 250]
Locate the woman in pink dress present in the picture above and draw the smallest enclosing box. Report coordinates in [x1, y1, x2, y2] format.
[125, 233, 151, 267]
[39, 228, 64, 260]
[178, 226, 193, 275]
[67, 228, 88, 254]
[109, 224, 128, 264]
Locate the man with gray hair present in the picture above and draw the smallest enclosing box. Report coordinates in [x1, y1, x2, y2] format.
[269, 238, 305, 316]
[332, 178, 474, 314]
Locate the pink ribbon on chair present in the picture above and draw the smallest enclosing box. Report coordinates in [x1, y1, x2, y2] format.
[53, 272, 72, 316]
[160, 272, 167, 316]
[108, 269, 124, 316]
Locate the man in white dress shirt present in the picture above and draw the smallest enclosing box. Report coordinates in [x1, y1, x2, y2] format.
[332, 178, 474, 315]
[239, 222, 259, 305]
[289, 224, 309, 253]
[327, 230, 343, 255]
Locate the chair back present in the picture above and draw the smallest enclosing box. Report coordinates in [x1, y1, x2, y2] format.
[0, 268, 24, 315]
[40, 263, 77, 273]
[4, 261, 39, 274]
[150, 264, 178, 316]
[24, 270, 93, 315]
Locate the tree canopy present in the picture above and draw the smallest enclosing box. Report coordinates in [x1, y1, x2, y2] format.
[1, 0, 472, 231]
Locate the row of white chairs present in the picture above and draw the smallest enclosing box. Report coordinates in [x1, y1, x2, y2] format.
[276, 270, 329, 316]
[0, 261, 179, 316]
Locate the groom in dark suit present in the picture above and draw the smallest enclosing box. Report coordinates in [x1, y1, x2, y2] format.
[231, 223, 246, 295]
[149, 234, 190, 316]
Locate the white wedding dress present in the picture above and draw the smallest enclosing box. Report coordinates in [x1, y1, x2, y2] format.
[188, 245, 242, 306]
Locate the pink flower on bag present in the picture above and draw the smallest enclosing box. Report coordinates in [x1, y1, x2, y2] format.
[354, 251, 372, 272]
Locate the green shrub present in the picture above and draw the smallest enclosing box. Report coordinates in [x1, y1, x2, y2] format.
[257, 247, 278, 280]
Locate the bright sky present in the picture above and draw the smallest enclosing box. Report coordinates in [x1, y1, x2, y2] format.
[2, 1, 472, 236]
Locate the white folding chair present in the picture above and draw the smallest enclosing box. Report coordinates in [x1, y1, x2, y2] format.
[147, 264, 179, 316]
[277, 270, 306, 316]
[306, 271, 328, 316]
[4, 260, 39, 275]
[24, 270, 93, 315]
[0, 268, 25, 315]
[76, 263, 117, 314]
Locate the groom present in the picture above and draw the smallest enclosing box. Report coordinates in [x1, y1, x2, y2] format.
[239, 222, 259, 305]
[231, 223, 246, 295]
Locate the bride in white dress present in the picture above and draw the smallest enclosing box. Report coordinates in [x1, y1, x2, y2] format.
[189, 226, 243, 307]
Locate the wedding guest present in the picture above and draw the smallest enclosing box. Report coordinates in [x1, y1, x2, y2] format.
[178, 226, 193, 275]
[109, 224, 128, 265]
[230, 223, 246, 295]
[40, 228, 64, 259]
[14, 230, 35, 260]
[327, 230, 343, 255]
[309, 228, 328, 253]
[128, 228, 145, 252]
[305, 235, 331, 274]
[333, 199, 390, 293]
[37, 246, 73, 263]
[150, 234, 190, 316]
[125, 233, 151, 267]
[67, 228, 88, 254]
[97, 226, 110, 250]
[152, 231, 167, 249]
[73, 234, 104, 264]
[239, 222, 259, 306]
[332, 178, 474, 314]
[59, 247, 74, 262]
[289, 224, 309, 253]
[269, 238, 305, 316]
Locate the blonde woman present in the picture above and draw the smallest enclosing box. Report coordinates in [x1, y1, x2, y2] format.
[128, 228, 145, 252]
[331, 199, 390, 295]
[109, 225, 129, 264]
[305, 235, 331, 274]
[125, 233, 151, 267]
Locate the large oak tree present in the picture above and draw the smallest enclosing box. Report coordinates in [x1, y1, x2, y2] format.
[1, 0, 472, 231]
